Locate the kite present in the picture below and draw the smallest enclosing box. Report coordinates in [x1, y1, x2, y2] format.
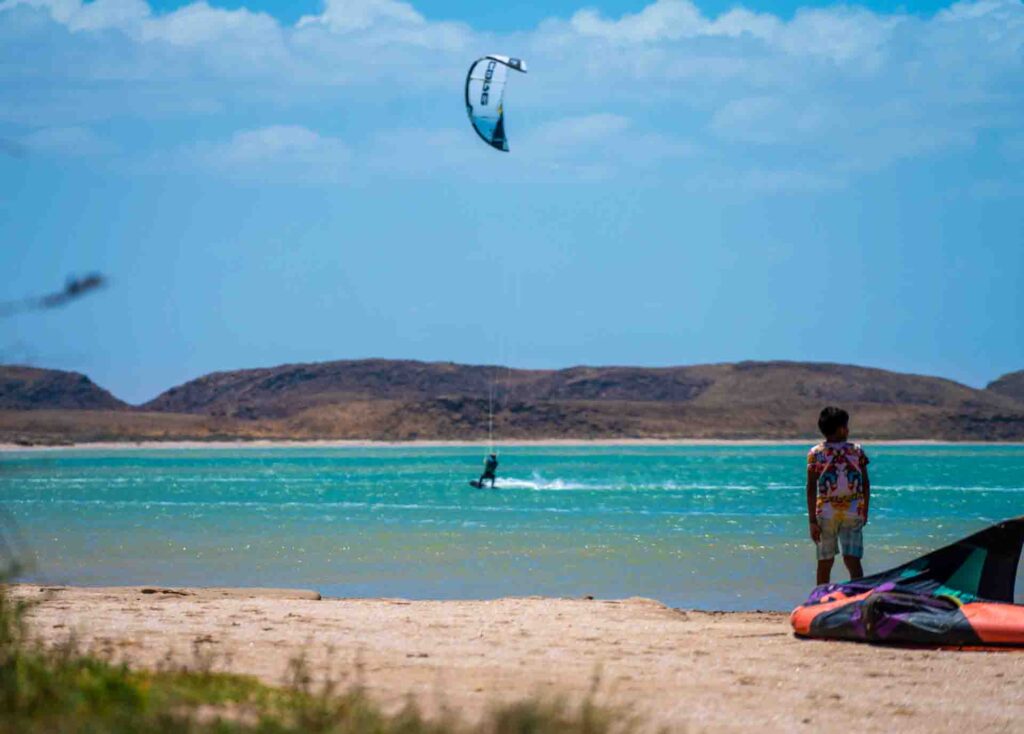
[792, 517, 1024, 646]
[465, 55, 527, 152]
[0, 274, 106, 318]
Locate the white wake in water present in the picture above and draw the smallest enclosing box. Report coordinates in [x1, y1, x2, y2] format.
[492, 473, 605, 491]
[490, 473, 809, 492]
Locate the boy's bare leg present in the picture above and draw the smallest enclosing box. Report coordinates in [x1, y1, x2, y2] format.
[843, 555, 864, 580]
[816, 559, 834, 585]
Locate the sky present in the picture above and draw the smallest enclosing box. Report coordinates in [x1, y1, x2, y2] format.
[1, 0, 1022, 404]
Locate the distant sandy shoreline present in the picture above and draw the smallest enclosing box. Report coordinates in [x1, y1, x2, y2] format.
[3, 438, 1022, 452]
[16, 584, 1024, 733]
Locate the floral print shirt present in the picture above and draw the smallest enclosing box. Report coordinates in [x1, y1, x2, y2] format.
[808, 441, 869, 521]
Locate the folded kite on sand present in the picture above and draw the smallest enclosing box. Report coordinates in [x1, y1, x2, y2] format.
[792, 517, 1024, 646]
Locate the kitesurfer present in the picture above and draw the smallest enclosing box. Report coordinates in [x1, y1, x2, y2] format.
[478, 453, 499, 488]
[806, 406, 870, 585]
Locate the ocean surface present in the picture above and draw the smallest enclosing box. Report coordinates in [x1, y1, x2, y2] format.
[2, 444, 1023, 611]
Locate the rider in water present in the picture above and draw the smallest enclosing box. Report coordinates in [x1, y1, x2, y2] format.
[478, 453, 499, 488]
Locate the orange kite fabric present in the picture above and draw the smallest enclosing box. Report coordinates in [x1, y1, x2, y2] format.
[792, 518, 1024, 646]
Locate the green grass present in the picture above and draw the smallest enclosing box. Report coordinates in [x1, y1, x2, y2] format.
[0, 575, 631, 734]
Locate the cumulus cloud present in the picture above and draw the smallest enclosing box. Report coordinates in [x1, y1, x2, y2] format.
[296, 0, 469, 49]
[0, 0, 150, 32]
[364, 113, 696, 183]
[569, 0, 709, 42]
[0, 0, 1021, 187]
[181, 125, 351, 183]
[527, 113, 632, 148]
[567, 0, 788, 45]
[297, 0, 424, 32]
[565, 0, 897, 65]
[710, 97, 807, 144]
[21, 125, 113, 156]
[518, 114, 696, 179]
[776, 7, 900, 65]
[139, 3, 281, 47]
[0, 0, 281, 43]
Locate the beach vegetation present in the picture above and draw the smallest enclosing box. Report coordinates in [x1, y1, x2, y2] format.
[0, 579, 630, 734]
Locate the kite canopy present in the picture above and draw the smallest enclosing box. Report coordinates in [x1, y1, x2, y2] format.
[792, 517, 1024, 646]
[465, 55, 527, 152]
[0, 273, 106, 318]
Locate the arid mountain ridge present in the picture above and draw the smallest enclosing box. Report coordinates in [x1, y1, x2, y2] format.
[0, 365, 124, 411]
[1, 360, 1023, 443]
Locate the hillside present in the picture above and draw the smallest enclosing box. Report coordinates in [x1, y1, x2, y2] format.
[2, 360, 1023, 443]
[0, 365, 126, 411]
[988, 370, 1024, 403]
[142, 360, 1014, 418]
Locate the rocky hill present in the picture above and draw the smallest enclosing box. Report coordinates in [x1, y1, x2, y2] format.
[0, 365, 126, 411]
[2, 360, 1023, 443]
[140, 359, 1015, 417]
[136, 359, 1024, 441]
[988, 370, 1024, 403]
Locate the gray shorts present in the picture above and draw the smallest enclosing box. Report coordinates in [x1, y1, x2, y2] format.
[816, 516, 864, 560]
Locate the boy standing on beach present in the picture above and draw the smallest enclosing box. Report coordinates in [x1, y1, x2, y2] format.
[806, 407, 870, 585]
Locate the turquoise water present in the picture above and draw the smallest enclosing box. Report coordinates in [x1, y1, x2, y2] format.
[2, 444, 1023, 611]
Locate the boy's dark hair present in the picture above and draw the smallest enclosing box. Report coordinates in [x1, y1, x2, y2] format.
[818, 406, 849, 438]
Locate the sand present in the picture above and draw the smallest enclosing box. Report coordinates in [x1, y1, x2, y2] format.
[1, 438, 813, 451]
[15, 585, 1024, 732]
[3, 438, 1013, 452]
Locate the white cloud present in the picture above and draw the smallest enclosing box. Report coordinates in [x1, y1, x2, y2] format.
[522, 114, 695, 176]
[297, 0, 424, 32]
[527, 113, 631, 148]
[710, 97, 803, 144]
[0, 0, 149, 32]
[139, 3, 280, 46]
[295, 0, 469, 50]
[565, 0, 897, 65]
[776, 7, 900, 65]
[0, 0, 282, 43]
[0, 0, 1021, 189]
[938, 0, 1018, 21]
[21, 125, 113, 156]
[567, 0, 784, 44]
[836, 123, 975, 172]
[570, 0, 707, 43]
[363, 113, 694, 183]
[182, 125, 351, 183]
[515, 114, 671, 181]
[0, 0, 291, 82]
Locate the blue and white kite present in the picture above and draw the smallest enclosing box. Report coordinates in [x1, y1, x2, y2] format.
[465, 55, 527, 152]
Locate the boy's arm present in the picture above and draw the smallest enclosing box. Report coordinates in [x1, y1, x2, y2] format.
[806, 468, 821, 542]
[862, 466, 870, 524]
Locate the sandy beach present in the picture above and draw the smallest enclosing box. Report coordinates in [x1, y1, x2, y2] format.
[4, 438, 1017, 452]
[16, 585, 1024, 732]
[0, 438, 818, 452]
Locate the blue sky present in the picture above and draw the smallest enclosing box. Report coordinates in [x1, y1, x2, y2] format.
[1, 0, 1022, 404]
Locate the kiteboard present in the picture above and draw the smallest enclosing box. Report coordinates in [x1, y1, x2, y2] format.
[468, 480, 493, 489]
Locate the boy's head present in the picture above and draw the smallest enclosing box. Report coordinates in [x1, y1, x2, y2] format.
[817, 406, 850, 441]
